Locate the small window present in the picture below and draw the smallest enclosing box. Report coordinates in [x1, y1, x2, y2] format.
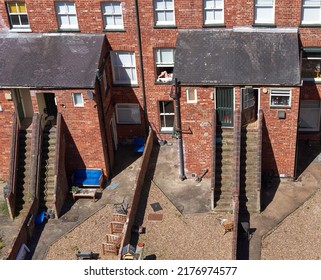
[302, 0, 321, 25]
[101, 2, 124, 30]
[55, 2, 79, 30]
[155, 48, 175, 83]
[254, 0, 274, 24]
[299, 100, 321, 132]
[116, 104, 141, 124]
[6, 2, 30, 30]
[203, 0, 224, 25]
[154, 0, 175, 26]
[111, 51, 138, 85]
[159, 101, 174, 133]
[72, 93, 84, 107]
[186, 88, 198, 103]
[270, 89, 291, 108]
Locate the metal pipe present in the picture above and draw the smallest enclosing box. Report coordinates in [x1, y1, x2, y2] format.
[172, 78, 186, 181]
[134, 0, 149, 136]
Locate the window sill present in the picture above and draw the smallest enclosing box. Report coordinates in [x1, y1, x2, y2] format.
[154, 25, 177, 29]
[203, 23, 225, 28]
[113, 84, 140, 88]
[155, 80, 173, 85]
[300, 24, 321, 28]
[160, 130, 174, 134]
[103, 28, 125, 32]
[9, 28, 32, 32]
[303, 78, 321, 84]
[58, 29, 80, 32]
[252, 23, 276, 28]
[270, 106, 291, 109]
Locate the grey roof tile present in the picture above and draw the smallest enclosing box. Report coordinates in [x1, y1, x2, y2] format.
[0, 33, 105, 88]
[173, 29, 301, 86]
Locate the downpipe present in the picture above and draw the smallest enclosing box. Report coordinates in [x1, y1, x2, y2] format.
[170, 78, 187, 181]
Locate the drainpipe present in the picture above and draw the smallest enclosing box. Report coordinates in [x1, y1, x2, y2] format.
[96, 69, 112, 179]
[170, 78, 187, 181]
[134, 0, 149, 136]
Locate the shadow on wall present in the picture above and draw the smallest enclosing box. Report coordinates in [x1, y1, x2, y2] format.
[261, 115, 280, 212]
[130, 142, 160, 247]
[296, 138, 321, 178]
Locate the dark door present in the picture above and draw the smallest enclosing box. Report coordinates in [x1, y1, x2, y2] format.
[242, 88, 258, 125]
[216, 87, 234, 127]
[44, 93, 58, 117]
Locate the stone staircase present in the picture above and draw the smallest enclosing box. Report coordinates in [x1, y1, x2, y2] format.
[214, 129, 234, 212]
[213, 124, 260, 213]
[15, 129, 32, 216]
[240, 125, 260, 213]
[38, 125, 57, 211]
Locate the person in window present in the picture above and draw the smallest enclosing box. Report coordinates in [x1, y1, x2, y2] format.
[157, 71, 173, 82]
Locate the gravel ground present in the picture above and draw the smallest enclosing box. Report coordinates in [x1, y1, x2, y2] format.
[45, 181, 233, 260]
[261, 189, 321, 260]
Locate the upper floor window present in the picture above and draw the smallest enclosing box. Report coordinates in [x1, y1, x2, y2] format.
[302, 48, 321, 82]
[6, 2, 30, 30]
[102, 2, 124, 30]
[111, 51, 138, 85]
[204, 0, 224, 25]
[154, 0, 175, 27]
[302, 0, 321, 25]
[254, 0, 275, 24]
[155, 48, 175, 83]
[55, 2, 79, 30]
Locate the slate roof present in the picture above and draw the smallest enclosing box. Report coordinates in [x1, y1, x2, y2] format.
[0, 33, 105, 88]
[173, 28, 301, 86]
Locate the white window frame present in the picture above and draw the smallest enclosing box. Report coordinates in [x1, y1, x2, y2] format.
[154, 0, 175, 26]
[270, 89, 291, 108]
[111, 51, 138, 85]
[6, 2, 30, 30]
[155, 48, 175, 83]
[159, 101, 175, 133]
[115, 103, 141, 124]
[254, 0, 275, 24]
[186, 88, 198, 104]
[72, 92, 84, 107]
[299, 100, 321, 132]
[55, 2, 79, 30]
[301, 0, 321, 25]
[101, 2, 124, 30]
[203, 0, 224, 25]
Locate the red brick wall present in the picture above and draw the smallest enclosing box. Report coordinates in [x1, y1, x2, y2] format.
[0, 0, 320, 180]
[0, 90, 15, 181]
[261, 87, 300, 178]
[32, 89, 106, 177]
[179, 87, 214, 175]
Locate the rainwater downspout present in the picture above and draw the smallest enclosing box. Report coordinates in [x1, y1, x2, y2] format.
[96, 68, 112, 179]
[134, 0, 149, 136]
[170, 78, 187, 181]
